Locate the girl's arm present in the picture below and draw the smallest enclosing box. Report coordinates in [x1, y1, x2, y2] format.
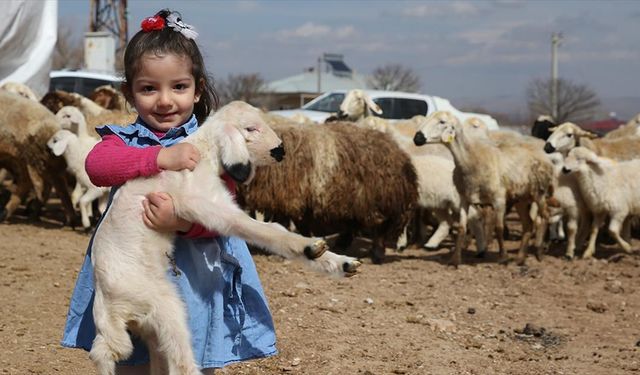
[85, 134, 162, 187]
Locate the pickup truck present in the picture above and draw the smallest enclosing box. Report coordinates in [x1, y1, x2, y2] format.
[270, 89, 500, 130]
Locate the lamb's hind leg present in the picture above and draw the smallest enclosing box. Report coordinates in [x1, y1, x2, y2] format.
[514, 201, 534, 265]
[90, 291, 134, 375]
[139, 283, 201, 375]
[177, 193, 360, 277]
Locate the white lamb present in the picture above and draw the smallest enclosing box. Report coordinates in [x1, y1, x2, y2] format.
[47, 130, 108, 229]
[562, 147, 640, 258]
[88, 101, 361, 375]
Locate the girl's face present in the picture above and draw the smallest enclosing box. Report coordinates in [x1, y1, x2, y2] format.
[128, 53, 200, 132]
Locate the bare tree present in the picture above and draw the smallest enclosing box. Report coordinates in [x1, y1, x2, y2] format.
[368, 64, 421, 93]
[52, 25, 84, 70]
[217, 73, 266, 106]
[526, 78, 601, 124]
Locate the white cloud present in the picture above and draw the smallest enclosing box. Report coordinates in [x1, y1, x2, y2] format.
[401, 1, 480, 17]
[275, 22, 356, 41]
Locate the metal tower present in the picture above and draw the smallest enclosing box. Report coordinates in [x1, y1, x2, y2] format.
[89, 0, 128, 53]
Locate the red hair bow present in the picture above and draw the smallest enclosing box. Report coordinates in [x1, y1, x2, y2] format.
[141, 15, 165, 32]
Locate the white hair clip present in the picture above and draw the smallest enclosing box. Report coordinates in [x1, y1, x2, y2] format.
[166, 12, 199, 40]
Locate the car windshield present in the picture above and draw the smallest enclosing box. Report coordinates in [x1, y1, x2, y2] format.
[304, 93, 345, 112]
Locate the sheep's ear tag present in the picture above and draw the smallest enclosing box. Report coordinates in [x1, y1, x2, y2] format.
[444, 133, 455, 143]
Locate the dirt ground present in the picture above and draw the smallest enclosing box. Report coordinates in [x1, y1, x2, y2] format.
[1, 206, 640, 375]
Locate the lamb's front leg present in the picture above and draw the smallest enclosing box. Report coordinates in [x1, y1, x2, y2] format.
[177, 192, 360, 277]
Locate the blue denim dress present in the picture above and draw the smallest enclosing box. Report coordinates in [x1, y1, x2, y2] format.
[61, 115, 277, 368]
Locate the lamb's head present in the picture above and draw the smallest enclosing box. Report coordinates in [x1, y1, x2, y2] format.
[562, 146, 606, 175]
[335, 89, 383, 121]
[544, 122, 597, 154]
[211, 101, 284, 184]
[56, 106, 86, 134]
[414, 111, 459, 146]
[47, 129, 76, 157]
[90, 85, 127, 111]
[40, 90, 81, 114]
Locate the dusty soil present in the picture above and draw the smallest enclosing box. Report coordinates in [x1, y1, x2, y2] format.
[1, 207, 640, 375]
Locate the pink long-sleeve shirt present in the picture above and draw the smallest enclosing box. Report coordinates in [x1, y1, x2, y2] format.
[85, 134, 236, 238]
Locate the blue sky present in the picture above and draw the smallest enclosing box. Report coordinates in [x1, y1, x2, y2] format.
[59, 0, 639, 111]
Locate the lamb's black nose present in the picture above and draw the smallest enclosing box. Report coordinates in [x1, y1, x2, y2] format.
[544, 143, 555, 153]
[414, 131, 426, 146]
[561, 167, 571, 174]
[270, 143, 285, 162]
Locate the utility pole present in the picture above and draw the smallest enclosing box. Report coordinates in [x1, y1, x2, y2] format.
[317, 55, 322, 94]
[550, 32, 563, 120]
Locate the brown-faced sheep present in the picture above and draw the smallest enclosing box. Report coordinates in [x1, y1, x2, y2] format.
[238, 118, 419, 264]
[0, 90, 75, 224]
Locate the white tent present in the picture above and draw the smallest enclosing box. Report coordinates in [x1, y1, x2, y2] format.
[0, 0, 57, 97]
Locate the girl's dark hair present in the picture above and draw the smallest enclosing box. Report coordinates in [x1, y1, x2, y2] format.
[122, 10, 218, 124]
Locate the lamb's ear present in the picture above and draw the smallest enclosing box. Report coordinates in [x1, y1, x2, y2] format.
[584, 152, 608, 174]
[50, 136, 69, 156]
[219, 122, 253, 183]
[364, 95, 383, 115]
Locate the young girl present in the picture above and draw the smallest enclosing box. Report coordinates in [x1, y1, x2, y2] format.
[61, 9, 277, 374]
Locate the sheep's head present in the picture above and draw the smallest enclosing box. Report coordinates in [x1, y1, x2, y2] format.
[56, 106, 86, 134]
[544, 122, 598, 154]
[40, 90, 81, 114]
[0, 82, 38, 101]
[562, 146, 607, 175]
[463, 117, 489, 139]
[211, 101, 284, 184]
[336, 89, 383, 121]
[47, 129, 76, 157]
[414, 111, 459, 146]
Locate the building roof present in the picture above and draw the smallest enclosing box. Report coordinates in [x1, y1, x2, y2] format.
[581, 118, 625, 134]
[264, 70, 368, 94]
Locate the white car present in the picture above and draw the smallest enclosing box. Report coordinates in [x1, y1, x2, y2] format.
[270, 89, 499, 130]
[49, 70, 122, 97]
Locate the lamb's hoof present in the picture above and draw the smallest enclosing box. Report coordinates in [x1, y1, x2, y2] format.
[475, 250, 487, 259]
[304, 240, 328, 260]
[515, 256, 527, 266]
[447, 255, 461, 268]
[343, 260, 362, 277]
[396, 245, 407, 253]
[497, 256, 510, 265]
[423, 244, 439, 251]
[563, 254, 574, 261]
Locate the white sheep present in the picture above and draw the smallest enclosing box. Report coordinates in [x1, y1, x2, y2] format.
[544, 121, 640, 160]
[47, 129, 108, 229]
[562, 146, 640, 258]
[89, 101, 361, 375]
[414, 111, 553, 266]
[0, 81, 39, 101]
[334, 88, 383, 121]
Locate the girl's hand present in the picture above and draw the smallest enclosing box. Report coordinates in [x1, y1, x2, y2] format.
[157, 143, 201, 171]
[142, 192, 192, 233]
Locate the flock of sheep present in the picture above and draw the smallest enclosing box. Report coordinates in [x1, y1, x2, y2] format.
[1, 83, 639, 267]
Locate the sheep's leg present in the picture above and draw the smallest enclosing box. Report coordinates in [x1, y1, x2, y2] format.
[396, 225, 409, 251]
[71, 181, 83, 209]
[140, 282, 201, 375]
[450, 205, 468, 267]
[371, 235, 386, 265]
[424, 209, 451, 249]
[177, 191, 360, 277]
[89, 290, 134, 375]
[564, 215, 578, 260]
[2, 169, 31, 220]
[79, 188, 106, 229]
[533, 213, 548, 261]
[583, 214, 605, 259]
[514, 201, 533, 265]
[468, 205, 487, 256]
[493, 199, 508, 263]
[145, 334, 169, 375]
[622, 216, 632, 244]
[609, 214, 632, 253]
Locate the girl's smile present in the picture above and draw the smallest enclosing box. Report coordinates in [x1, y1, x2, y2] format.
[129, 53, 200, 132]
